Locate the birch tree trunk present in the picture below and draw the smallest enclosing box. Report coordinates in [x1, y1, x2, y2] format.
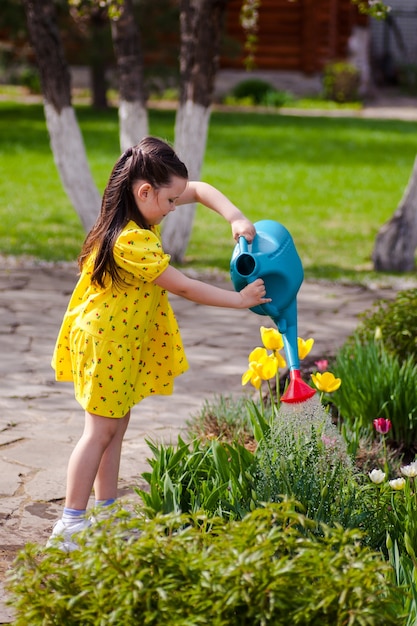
[162, 0, 228, 262]
[110, 0, 148, 152]
[22, 0, 100, 233]
[89, 6, 110, 110]
[372, 155, 417, 272]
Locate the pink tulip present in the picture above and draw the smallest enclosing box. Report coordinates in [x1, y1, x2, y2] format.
[373, 418, 392, 435]
[314, 359, 328, 372]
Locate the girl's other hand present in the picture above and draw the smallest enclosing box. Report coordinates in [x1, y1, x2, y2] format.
[231, 217, 256, 243]
[239, 278, 271, 309]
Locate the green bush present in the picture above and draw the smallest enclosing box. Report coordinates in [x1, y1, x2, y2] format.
[139, 398, 359, 528]
[332, 338, 417, 449]
[139, 397, 388, 550]
[7, 503, 404, 625]
[261, 88, 294, 107]
[225, 78, 294, 107]
[354, 288, 417, 363]
[231, 78, 274, 103]
[18, 66, 41, 94]
[322, 61, 360, 102]
[254, 397, 361, 529]
[226, 79, 293, 108]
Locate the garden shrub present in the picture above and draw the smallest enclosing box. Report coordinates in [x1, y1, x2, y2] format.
[331, 338, 417, 450]
[139, 397, 358, 527]
[226, 78, 293, 107]
[18, 66, 41, 93]
[322, 60, 360, 102]
[7, 503, 404, 625]
[354, 288, 417, 363]
[254, 396, 362, 529]
[260, 89, 293, 107]
[231, 78, 274, 103]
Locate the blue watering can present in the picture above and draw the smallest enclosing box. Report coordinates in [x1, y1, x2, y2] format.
[230, 219, 316, 403]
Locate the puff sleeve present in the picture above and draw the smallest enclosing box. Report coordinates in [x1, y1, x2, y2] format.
[113, 225, 170, 282]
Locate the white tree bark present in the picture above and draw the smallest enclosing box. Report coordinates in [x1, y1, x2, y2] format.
[161, 0, 227, 262]
[44, 102, 101, 232]
[162, 100, 211, 261]
[372, 155, 417, 272]
[118, 99, 149, 152]
[23, 0, 101, 234]
[110, 0, 148, 152]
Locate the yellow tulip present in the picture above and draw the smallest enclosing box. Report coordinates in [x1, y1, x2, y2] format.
[298, 337, 314, 360]
[242, 363, 263, 389]
[273, 351, 286, 369]
[260, 326, 284, 351]
[260, 327, 286, 368]
[248, 346, 267, 362]
[259, 354, 278, 380]
[242, 348, 278, 389]
[311, 371, 341, 393]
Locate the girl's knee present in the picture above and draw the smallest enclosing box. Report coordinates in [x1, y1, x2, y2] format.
[84, 412, 124, 446]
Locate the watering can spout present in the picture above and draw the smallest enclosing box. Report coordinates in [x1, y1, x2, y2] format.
[281, 369, 316, 403]
[230, 220, 316, 404]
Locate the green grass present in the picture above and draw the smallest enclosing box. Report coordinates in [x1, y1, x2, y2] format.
[1, 100, 416, 282]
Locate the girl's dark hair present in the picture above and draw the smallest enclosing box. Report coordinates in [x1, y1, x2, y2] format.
[79, 136, 188, 288]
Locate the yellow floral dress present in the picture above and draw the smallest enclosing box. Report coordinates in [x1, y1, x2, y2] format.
[51, 222, 189, 417]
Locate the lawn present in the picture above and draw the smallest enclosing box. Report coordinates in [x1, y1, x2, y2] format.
[1, 100, 416, 281]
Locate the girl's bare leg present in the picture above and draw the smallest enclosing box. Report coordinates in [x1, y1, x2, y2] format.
[94, 411, 130, 501]
[65, 411, 130, 510]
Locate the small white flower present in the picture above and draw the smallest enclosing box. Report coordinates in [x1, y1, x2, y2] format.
[369, 469, 386, 484]
[389, 478, 406, 491]
[400, 461, 417, 478]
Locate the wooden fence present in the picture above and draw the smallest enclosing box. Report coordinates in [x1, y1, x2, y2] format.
[221, 0, 367, 73]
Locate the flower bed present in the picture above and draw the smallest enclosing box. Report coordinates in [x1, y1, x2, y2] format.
[7, 290, 417, 624]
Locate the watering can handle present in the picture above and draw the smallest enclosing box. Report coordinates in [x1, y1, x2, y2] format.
[238, 236, 249, 254]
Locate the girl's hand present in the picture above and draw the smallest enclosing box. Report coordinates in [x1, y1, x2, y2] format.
[231, 217, 256, 243]
[239, 278, 271, 309]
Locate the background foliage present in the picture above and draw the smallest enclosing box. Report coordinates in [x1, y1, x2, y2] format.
[1, 101, 416, 282]
[354, 288, 417, 362]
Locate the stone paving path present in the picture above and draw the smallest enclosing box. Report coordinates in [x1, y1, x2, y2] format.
[1, 258, 408, 622]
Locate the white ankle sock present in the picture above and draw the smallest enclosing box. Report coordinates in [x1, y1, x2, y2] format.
[62, 507, 86, 523]
[95, 498, 116, 507]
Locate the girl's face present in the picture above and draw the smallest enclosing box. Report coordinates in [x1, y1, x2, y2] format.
[133, 176, 188, 225]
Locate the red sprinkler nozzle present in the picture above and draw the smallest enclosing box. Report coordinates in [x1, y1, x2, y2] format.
[281, 369, 316, 404]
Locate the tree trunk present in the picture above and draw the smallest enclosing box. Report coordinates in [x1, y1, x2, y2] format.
[110, 0, 148, 152]
[372, 155, 417, 272]
[162, 0, 228, 262]
[22, 0, 100, 233]
[90, 7, 110, 110]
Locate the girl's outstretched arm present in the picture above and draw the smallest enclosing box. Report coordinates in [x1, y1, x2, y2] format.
[177, 181, 256, 242]
[154, 265, 271, 309]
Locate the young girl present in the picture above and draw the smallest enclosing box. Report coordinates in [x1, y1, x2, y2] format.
[48, 136, 269, 550]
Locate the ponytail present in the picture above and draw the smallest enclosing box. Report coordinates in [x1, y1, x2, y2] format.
[78, 137, 188, 288]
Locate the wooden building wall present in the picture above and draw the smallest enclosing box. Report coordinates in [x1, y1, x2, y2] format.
[221, 0, 366, 74]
